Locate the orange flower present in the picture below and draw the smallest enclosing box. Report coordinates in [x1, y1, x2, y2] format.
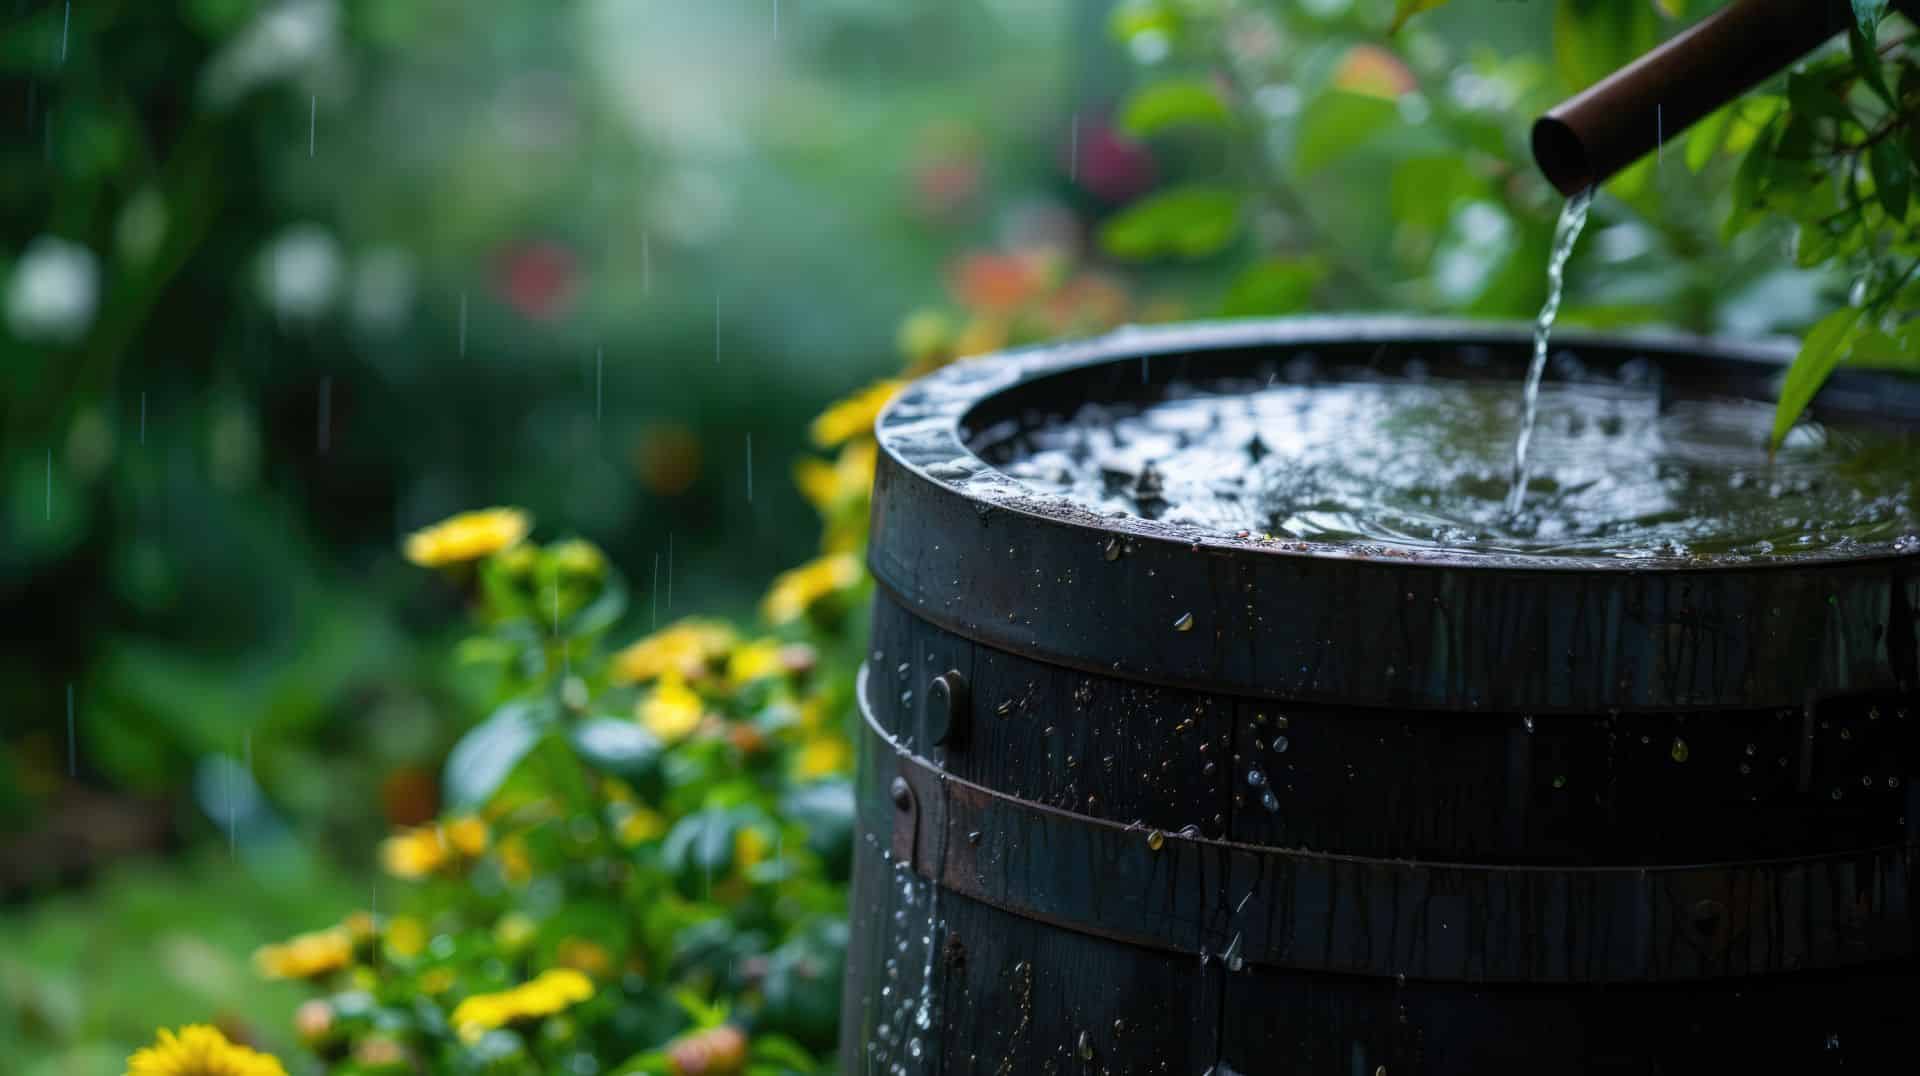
[1332, 44, 1416, 100]
[951, 252, 1049, 313]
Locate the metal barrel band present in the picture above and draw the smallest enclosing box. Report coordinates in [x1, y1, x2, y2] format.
[859, 664, 1913, 984]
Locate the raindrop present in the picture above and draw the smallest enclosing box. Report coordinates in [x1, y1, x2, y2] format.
[1260, 789, 1279, 812]
[1103, 537, 1121, 561]
[1272, 735, 1290, 753]
[1173, 611, 1194, 632]
[1076, 1030, 1094, 1061]
[1246, 768, 1266, 788]
[1274, 715, 1290, 730]
[1146, 829, 1165, 851]
[1522, 716, 1535, 733]
[1551, 775, 1566, 789]
[1669, 737, 1689, 763]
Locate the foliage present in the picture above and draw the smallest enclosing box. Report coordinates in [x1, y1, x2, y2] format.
[1105, 0, 1918, 440]
[237, 508, 865, 1072]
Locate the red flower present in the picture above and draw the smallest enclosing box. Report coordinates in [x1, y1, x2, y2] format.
[1064, 115, 1156, 203]
[495, 240, 579, 321]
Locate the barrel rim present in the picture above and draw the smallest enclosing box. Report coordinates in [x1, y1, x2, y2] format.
[873, 315, 1920, 574]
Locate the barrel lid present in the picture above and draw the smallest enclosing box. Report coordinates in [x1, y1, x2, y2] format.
[868, 317, 1920, 712]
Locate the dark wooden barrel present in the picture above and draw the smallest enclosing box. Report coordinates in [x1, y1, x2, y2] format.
[840, 318, 1920, 1074]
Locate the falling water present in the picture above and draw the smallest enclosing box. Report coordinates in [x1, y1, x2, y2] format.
[1505, 186, 1593, 517]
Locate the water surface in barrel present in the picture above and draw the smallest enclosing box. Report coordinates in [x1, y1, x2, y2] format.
[980, 373, 1920, 559]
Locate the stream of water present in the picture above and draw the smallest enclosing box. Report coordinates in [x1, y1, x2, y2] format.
[1506, 186, 1594, 516]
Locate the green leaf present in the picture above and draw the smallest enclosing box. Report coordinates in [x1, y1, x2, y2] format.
[1391, 155, 1489, 232]
[570, 717, 664, 783]
[782, 780, 854, 879]
[1553, 0, 1663, 94]
[1118, 79, 1231, 138]
[1796, 221, 1838, 267]
[1722, 95, 1785, 156]
[1293, 90, 1400, 175]
[1772, 307, 1866, 452]
[1220, 257, 1328, 317]
[1852, 0, 1888, 37]
[445, 700, 551, 809]
[1851, 326, 1920, 368]
[1850, 23, 1895, 106]
[1786, 71, 1857, 128]
[566, 574, 627, 637]
[1725, 123, 1779, 240]
[1098, 185, 1242, 260]
[663, 806, 740, 880]
[1684, 106, 1733, 172]
[1869, 140, 1912, 220]
[1389, 0, 1451, 32]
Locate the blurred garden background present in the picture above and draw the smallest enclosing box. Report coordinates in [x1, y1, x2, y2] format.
[2, 0, 1914, 1072]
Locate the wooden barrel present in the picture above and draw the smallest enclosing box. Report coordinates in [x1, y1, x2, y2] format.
[840, 319, 1920, 1074]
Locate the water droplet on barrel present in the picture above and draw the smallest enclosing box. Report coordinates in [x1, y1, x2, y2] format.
[1077, 1030, 1094, 1061]
[1146, 829, 1165, 851]
[1522, 716, 1535, 733]
[1670, 737, 1689, 763]
[1102, 537, 1121, 561]
[1273, 735, 1290, 753]
[1261, 789, 1279, 811]
[1173, 611, 1194, 632]
[1247, 768, 1267, 788]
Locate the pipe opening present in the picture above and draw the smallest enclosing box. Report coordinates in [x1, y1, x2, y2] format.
[1531, 116, 1592, 199]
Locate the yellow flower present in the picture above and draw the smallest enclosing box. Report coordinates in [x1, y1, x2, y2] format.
[641, 672, 705, 742]
[810, 380, 902, 448]
[403, 508, 531, 568]
[385, 916, 427, 959]
[556, 937, 615, 979]
[379, 825, 449, 880]
[450, 969, 595, 1044]
[616, 804, 668, 846]
[341, 911, 377, 943]
[126, 1025, 288, 1076]
[444, 815, 490, 857]
[734, 826, 772, 872]
[726, 638, 785, 686]
[794, 439, 878, 513]
[611, 618, 738, 684]
[761, 553, 864, 625]
[379, 817, 488, 879]
[253, 927, 353, 981]
[795, 735, 851, 780]
[498, 833, 534, 884]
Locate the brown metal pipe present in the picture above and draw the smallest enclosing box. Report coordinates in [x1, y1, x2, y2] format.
[1532, 0, 1916, 196]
